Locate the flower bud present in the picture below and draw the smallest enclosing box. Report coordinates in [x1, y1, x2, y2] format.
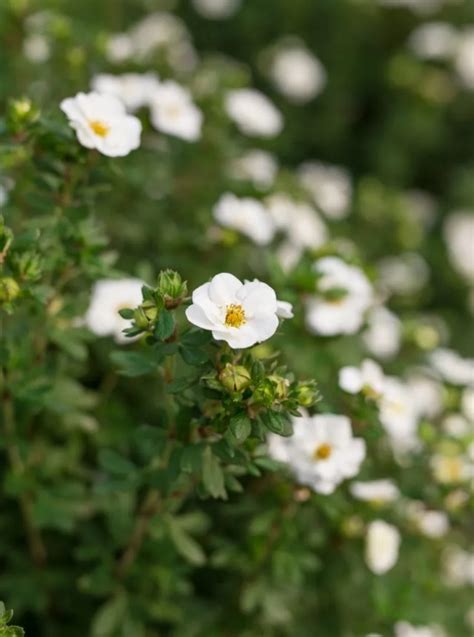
[133, 307, 150, 330]
[0, 277, 20, 303]
[295, 381, 319, 407]
[219, 363, 251, 392]
[268, 375, 289, 400]
[8, 98, 39, 132]
[157, 269, 187, 308]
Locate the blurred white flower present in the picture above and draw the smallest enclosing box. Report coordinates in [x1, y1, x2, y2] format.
[266, 194, 328, 251]
[394, 621, 447, 637]
[365, 520, 400, 575]
[229, 149, 278, 190]
[270, 45, 326, 103]
[363, 306, 402, 360]
[379, 377, 420, 454]
[85, 278, 144, 344]
[430, 348, 474, 386]
[350, 479, 400, 503]
[461, 387, 474, 422]
[276, 300, 294, 319]
[442, 413, 470, 437]
[298, 161, 352, 219]
[213, 193, 275, 245]
[105, 33, 134, 63]
[405, 501, 449, 539]
[192, 0, 241, 19]
[443, 211, 474, 282]
[23, 34, 51, 63]
[454, 28, 474, 90]
[185, 273, 280, 349]
[306, 257, 373, 336]
[406, 372, 443, 419]
[408, 22, 458, 59]
[442, 546, 474, 586]
[225, 89, 283, 138]
[268, 412, 366, 494]
[91, 73, 160, 112]
[129, 12, 190, 60]
[378, 253, 429, 296]
[339, 359, 385, 398]
[60, 92, 142, 157]
[431, 452, 473, 484]
[149, 81, 203, 142]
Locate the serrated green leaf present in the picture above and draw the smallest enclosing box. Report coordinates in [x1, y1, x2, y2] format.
[229, 413, 252, 443]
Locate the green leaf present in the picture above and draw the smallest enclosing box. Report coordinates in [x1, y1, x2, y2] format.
[179, 345, 208, 366]
[110, 350, 158, 377]
[229, 413, 252, 443]
[98, 450, 136, 476]
[259, 411, 293, 436]
[118, 308, 134, 319]
[180, 444, 203, 473]
[154, 310, 175, 341]
[91, 593, 128, 637]
[165, 515, 206, 566]
[202, 446, 227, 499]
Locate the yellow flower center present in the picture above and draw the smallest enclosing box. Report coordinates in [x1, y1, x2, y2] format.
[313, 443, 332, 460]
[225, 304, 246, 328]
[89, 120, 110, 137]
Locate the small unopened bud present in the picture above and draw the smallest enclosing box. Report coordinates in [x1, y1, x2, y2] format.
[157, 269, 187, 308]
[132, 307, 149, 330]
[296, 381, 319, 407]
[8, 98, 39, 131]
[219, 363, 251, 392]
[0, 277, 20, 302]
[268, 375, 290, 400]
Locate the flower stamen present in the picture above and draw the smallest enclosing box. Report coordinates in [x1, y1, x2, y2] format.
[313, 443, 332, 460]
[89, 120, 110, 137]
[225, 303, 246, 328]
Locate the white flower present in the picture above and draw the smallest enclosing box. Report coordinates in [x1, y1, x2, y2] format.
[406, 372, 443, 418]
[442, 546, 474, 586]
[417, 510, 449, 539]
[365, 520, 400, 575]
[455, 28, 474, 90]
[91, 73, 160, 112]
[378, 253, 429, 296]
[431, 452, 473, 484]
[443, 211, 474, 282]
[225, 89, 283, 138]
[350, 479, 400, 503]
[192, 0, 241, 19]
[339, 359, 385, 397]
[229, 149, 278, 190]
[363, 306, 402, 360]
[461, 387, 474, 422]
[442, 413, 470, 437]
[298, 161, 352, 219]
[60, 92, 142, 157]
[270, 45, 326, 103]
[268, 412, 366, 494]
[105, 33, 134, 63]
[149, 81, 203, 141]
[129, 12, 190, 60]
[213, 193, 275, 245]
[306, 257, 373, 336]
[394, 621, 447, 637]
[378, 377, 420, 454]
[266, 194, 328, 251]
[408, 22, 458, 60]
[85, 278, 144, 344]
[276, 300, 294, 319]
[430, 348, 474, 386]
[185, 273, 282, 349]
[23, 33, 51, 63]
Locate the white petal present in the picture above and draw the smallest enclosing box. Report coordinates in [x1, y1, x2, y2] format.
[208, 273, 242, 306]
[339, 367, 363, 393]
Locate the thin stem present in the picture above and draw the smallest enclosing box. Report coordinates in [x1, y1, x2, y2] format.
[2, 389, 47, 567]
[115, 488, 161, 579]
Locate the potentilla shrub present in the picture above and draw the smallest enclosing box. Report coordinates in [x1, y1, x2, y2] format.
[0, 2, 473, 637]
